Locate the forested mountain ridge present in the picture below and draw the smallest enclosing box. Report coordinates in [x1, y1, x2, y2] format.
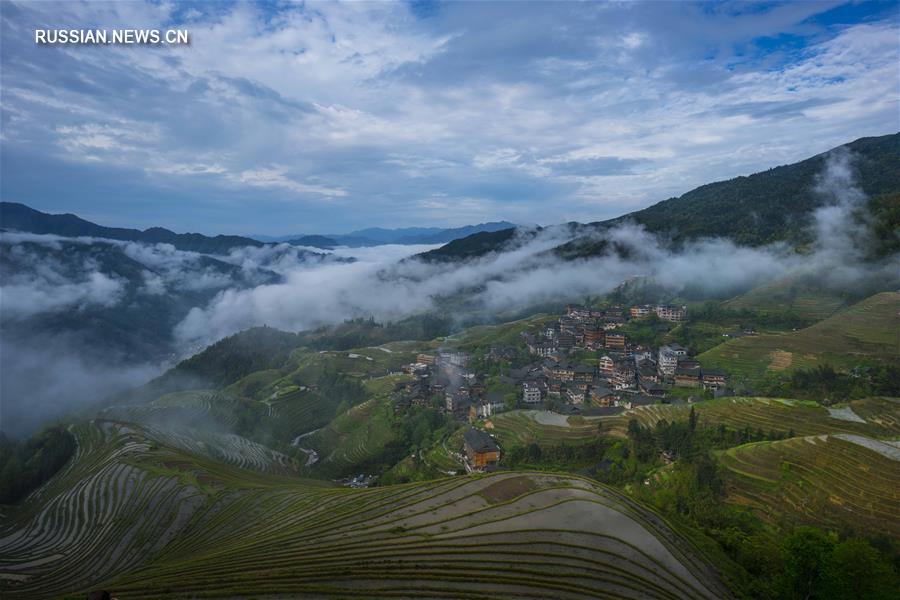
[601, 132, 900, 246]
[412, 132, 900, 262]
[1, 202, 270, 254]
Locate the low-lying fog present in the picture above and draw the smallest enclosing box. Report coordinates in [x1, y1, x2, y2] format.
[1, 150, 896, 436]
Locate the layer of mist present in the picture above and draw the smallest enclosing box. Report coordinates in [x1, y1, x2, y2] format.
[1, 149, 896, 436]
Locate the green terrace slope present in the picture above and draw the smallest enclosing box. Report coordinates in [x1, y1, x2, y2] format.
[449, 313, 558, 349]
[299, 377, 405, 477]
[613, 397, 900, 439]
[490, 410, 607, 449]
[700, 292, 900, 383]
[491, 397, 900, 448]
[721, 275, 859, 322]
[719, 434, 900, 540]
[0, 422, 732, 599]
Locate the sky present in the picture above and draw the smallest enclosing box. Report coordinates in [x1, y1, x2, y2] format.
[1, 1, 897, 235]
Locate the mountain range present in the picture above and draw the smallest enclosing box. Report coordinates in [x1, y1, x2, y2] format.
[254, 221, 518, 248]
[0, 202, 269, 255]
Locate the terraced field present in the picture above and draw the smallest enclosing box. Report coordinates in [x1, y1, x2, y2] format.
[303, 397, 397, 476]
[490, 410, 606, 448]
[719, 434, 900, 540]
[700, 292, 900, 382]
[451, 313, 558, 349]
[296, 375, 417, 476]
[100, 389, 240, 428]
[605, 397, 900, 438]
[0, 421, 732, 599]
[489, 398, 900, 446]
[288, 345, 421, 381]
[722, 274, 856, 321]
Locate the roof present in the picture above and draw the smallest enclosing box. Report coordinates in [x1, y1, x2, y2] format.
[582, 406, 625, 416]
[701, 368, 727, 377]
[675, 367, 701, 377]
[464, 429, 500, 453]
[628, 395, 657, 407]
[485, 391, 506, 403]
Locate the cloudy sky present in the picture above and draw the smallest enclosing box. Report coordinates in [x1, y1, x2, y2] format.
[1, 1, 897, 235]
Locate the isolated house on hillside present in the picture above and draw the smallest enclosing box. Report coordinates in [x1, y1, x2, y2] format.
[463, 429, 501, 469]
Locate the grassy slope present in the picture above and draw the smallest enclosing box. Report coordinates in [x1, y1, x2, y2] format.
[0, 422, 730, 600]
[699, 292, 900, 383]
[719, 434, 900, 540]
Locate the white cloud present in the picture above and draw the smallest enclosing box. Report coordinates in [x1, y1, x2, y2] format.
[1, 2, 897, 231]
[233, 166, 347, 198]
[1, 269, 125, 320]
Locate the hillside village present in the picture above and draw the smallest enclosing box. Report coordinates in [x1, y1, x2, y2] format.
[395, 303, 733, 470]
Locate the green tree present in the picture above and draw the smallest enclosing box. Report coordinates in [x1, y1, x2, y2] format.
[777, 527, 836, 600]
[820, 539, 898, 600]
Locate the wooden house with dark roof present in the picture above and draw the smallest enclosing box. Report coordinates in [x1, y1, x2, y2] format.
[463, 428, 501, 469]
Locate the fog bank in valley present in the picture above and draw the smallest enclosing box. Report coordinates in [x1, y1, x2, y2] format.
[2, 150, 896, 436]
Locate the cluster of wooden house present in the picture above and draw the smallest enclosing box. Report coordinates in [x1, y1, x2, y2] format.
[395, 350, 509, 421]
[516, 304, 727, 410]
[394, 303, 727, 421]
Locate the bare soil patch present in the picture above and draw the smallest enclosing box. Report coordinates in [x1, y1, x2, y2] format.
[768, 350, 793, 371]
[479, 475, 540, 504]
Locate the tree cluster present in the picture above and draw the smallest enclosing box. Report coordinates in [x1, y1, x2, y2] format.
[763, 363, 900, 404]
[0, 426, 76, 504]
